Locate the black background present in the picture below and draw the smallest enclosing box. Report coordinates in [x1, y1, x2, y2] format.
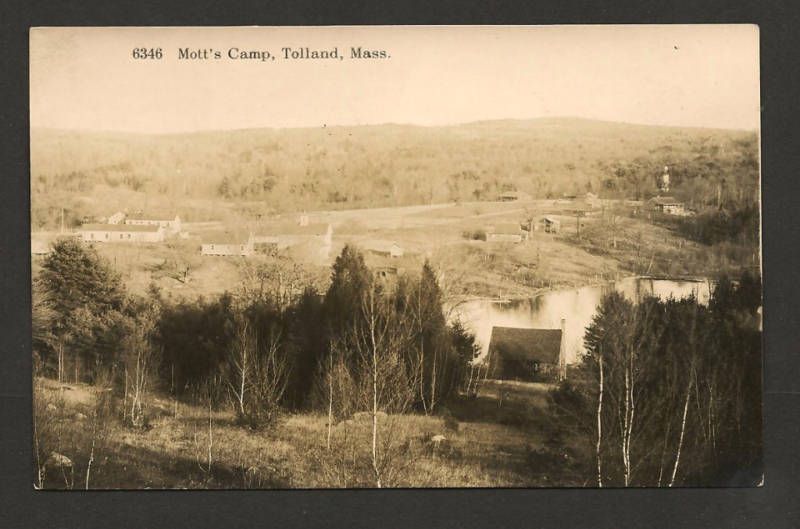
[1, 2, 798, 528]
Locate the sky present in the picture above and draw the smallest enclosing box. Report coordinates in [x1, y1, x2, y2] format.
[29, 25, 760, 133]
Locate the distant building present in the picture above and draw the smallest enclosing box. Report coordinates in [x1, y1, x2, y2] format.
[487, 324, 566, 383]
[539, 216, 561, 234]
[78, 223, 165, 243]
[200, 233, 253, 256]
[374, 266, 402, 280]
[497, 190, 532, 202]
[125, 214, 181, 235]
[487, 223, 525, 243]
[31, 238, 51, 256]
[250, 234, 280, 254]
[648, 196, 687, 216]
[107, 211, 126, 225]
[364, 241, 404, 258]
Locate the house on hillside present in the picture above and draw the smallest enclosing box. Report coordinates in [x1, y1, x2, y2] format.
[125, 214, 181, 235]
[200, 233, 253, 256]
[487, 223, 525, 243]
[78, 223, 165, 243]
[487, 324, 566, 383]
[648, 196, 687, 216]
[497, 190, 532, 202]
[364, 240, 404, 259]
[539, 216, 561, 234]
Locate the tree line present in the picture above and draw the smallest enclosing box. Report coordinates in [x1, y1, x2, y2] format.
[550, 273, 762, 486]
[33, 239, 481, 431]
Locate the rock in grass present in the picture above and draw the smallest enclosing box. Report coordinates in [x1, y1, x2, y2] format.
[351, 411, 388, 421]
[74, 412, 87, 421]
[46, 403, 58, 412]
[44, 452, 73, 470]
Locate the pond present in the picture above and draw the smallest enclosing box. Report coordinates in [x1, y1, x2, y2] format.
[449, 277, 712, 365]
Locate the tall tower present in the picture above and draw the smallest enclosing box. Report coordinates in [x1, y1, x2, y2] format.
[658, 165, 670, 193]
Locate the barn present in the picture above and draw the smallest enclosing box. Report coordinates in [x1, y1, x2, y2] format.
[486, 325, 566, 383]
[78, 223, 165, 243]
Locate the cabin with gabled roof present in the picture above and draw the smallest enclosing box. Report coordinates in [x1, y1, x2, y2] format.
[486, 323, 566, 382]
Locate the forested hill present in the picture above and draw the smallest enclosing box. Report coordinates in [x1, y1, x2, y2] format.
[30, 118, 759, 227]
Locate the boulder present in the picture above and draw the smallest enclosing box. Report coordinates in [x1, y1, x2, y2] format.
[352, 411, 388, 421]
[74, 412, 87, 421]
[44, 452, 73, 470]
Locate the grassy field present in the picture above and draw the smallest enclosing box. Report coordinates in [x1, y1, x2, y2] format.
[33, 196, 732, 302]
[34, 377, 588, 489]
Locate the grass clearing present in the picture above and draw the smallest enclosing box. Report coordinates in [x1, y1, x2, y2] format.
[34, 376, 586, 489]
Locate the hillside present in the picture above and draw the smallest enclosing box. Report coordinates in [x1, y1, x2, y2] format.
[30, 118, 758, 229]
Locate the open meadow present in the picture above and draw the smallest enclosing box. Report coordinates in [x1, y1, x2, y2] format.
[34, 377, 586, 489]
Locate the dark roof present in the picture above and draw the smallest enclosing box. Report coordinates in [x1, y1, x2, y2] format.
[79, 223, 160, 233]
[488, 326, 562, 365]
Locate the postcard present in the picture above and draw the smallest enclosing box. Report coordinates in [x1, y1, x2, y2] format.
[29, 25, 761, 489]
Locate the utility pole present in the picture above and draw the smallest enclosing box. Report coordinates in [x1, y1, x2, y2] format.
[575, 210, 585, 238]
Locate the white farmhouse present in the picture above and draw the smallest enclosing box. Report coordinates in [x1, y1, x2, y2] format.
[125, 214, 181, 235]
[201, 233, 254, 256]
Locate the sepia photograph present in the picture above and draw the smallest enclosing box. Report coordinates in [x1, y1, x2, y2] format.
[29, 25, 762, 489]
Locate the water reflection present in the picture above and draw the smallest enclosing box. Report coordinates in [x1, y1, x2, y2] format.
[450, 277, 711, 365]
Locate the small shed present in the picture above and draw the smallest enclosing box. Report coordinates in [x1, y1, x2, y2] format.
[648, 197, 687, 216]
[539, 216, 561, 234]
[487, 326, 565, 382]
[497, 190, 532, 202]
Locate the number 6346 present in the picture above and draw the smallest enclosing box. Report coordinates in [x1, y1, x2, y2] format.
[132, 48, 163, 59]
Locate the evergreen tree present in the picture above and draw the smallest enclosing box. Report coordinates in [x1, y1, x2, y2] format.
[36, 238, 127, 380]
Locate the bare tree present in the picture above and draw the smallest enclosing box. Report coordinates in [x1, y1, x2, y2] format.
[226, 312, 289, 429]
[123, 308, 159, 429]
[227, 315, 254, 419]
[596, 349, 604, 488]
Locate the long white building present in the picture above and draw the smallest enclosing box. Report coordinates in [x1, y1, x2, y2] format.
[78, 223, 165, 243]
